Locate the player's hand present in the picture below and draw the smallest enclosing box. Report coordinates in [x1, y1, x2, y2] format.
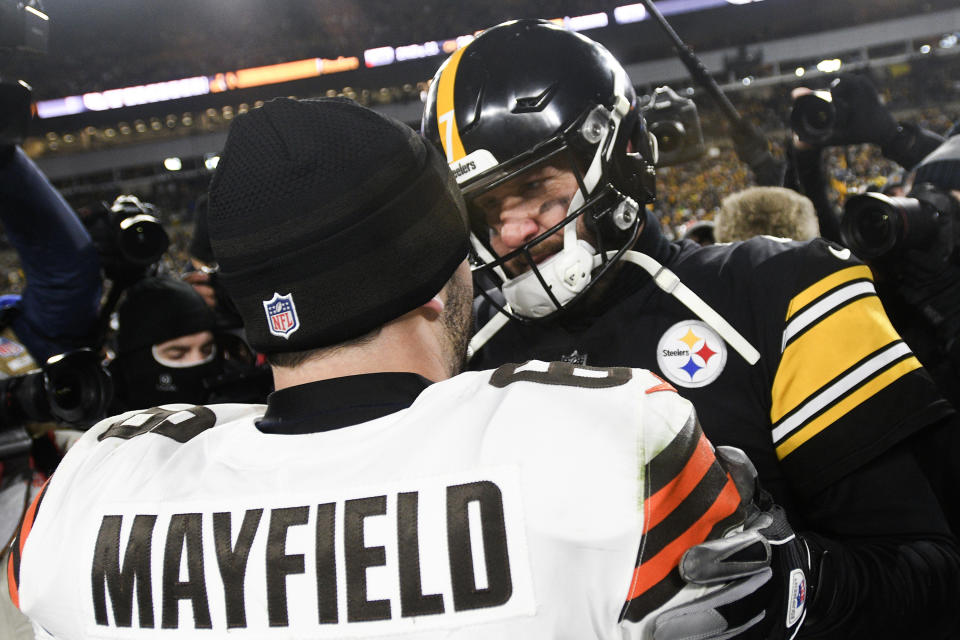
[650, 447, 812, 640]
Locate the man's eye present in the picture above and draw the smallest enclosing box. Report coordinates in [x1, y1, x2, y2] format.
[476, 197, 498, 213]
[522, 179, 544, 193]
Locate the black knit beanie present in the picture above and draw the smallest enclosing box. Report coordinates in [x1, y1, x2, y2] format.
[117, 277, 216, 354]
[206, 97, 469, 353]
[914, 134, 960, 192]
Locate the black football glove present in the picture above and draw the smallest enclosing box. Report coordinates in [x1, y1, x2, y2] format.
[651, 447, 814, 640]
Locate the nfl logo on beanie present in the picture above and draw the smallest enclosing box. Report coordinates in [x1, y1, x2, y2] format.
[263, 293, 299, 339]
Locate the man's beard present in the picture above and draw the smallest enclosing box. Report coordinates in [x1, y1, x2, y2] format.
[441, 272, 474, 375]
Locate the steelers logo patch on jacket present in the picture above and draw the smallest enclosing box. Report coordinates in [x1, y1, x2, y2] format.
[656, 320, 727, 388]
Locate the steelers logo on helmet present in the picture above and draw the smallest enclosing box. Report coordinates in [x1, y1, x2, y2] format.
[656, 320, 727, 388]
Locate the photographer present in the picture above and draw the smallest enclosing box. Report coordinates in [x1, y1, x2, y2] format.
[840, 136, 960, 537]
[109, 277, 219, 411]
[786, 72, 946, 242]
[0, 145, 113, 640]
[109, 276, 270, 411]
[0, 147, 102, 363]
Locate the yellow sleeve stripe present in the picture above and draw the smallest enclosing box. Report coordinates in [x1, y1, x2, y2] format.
[772, 295, 902, 423]
[775, 354, 922, 459]
[435, 46, 468, 163]
[786, 265, 873, 322]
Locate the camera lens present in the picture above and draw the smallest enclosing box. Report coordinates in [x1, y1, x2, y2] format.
[841, 193, 939, 259]
[649, 120, 686, 155]
[853, 209, 896, 254]
[118, 214, 170, 265]
[790, 92, 835, 145]
[48, 369, 83, 413]
[43, 349, 113, 425]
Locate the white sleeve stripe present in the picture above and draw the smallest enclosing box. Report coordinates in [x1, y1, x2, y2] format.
[781, 280, 876, 353]
[771, 341, 912, 443]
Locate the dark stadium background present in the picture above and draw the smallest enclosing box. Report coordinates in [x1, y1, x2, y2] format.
[2, 0, 958, 282]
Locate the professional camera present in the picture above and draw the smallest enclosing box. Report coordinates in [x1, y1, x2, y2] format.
[790, 90, 839, 146]
[0, 1, 48, 54]
[84, 195, 171, 282]
[1, 1, 49, 146]
[638, 85, 705, 167]
[840, 183, 960, 262]
[0, 349, 113, 430]
[108, 195, 170, 265]
[0, 78, 31, 147]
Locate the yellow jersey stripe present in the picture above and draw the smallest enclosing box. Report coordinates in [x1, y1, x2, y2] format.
[435, 46, 468, 163]
[776, 355, 922, 459]
[773, 341, 912, 441]
[782, 281, 875, 352]
[785, 265, 873, 322]
[772, 294, 901, 423]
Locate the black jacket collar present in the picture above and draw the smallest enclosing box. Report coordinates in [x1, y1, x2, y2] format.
[256, 372, 433, 434]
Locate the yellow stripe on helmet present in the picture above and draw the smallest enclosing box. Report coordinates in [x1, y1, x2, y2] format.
[435, 46, 469, 163]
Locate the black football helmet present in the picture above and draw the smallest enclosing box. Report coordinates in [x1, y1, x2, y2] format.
[422, 19, 657, 320]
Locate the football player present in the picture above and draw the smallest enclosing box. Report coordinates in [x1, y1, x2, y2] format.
[8, 97, 795, 639]
[422, 19, 960, 638]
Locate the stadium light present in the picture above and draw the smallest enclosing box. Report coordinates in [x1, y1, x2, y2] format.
[795, 67, 806, 77]
[565, 12, 609, 31]
[163, 157, 182, 171]
[613, 4, 647, 24]
[816, 58, 842, 73]
[919, 44, 932, 54]
[204, 155, 220, 171]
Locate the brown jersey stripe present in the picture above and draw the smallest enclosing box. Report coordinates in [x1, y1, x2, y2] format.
[646, 414, 700, 496]
[620, 503, 745, 622]
[626, 476, 740, 601]
[621, 565, 686, 622]
[642, 460, 733, 561]
[645, 433, 715, 531]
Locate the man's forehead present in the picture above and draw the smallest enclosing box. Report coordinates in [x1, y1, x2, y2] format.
[156, 330, 214, 350]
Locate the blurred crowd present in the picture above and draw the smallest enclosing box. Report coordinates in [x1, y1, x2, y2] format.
[15, 0, 956, 101]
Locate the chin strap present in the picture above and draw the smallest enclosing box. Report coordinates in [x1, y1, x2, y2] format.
[467, 309, 511, 363]
[618, 250, 760, 365]
[467, 249, 761, 366]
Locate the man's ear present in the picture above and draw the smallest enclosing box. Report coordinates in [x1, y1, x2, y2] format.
[422, 295, 445, 316]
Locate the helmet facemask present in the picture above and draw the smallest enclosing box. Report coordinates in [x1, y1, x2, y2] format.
[466, 102, 652, 322]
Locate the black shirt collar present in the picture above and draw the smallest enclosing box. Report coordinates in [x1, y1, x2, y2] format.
[256, 372, 433, 434]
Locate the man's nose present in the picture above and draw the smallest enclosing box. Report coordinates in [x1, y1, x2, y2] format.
[499, 218, 540, 250]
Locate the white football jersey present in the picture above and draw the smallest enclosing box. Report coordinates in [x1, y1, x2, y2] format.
[9, 362, 744, 639]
